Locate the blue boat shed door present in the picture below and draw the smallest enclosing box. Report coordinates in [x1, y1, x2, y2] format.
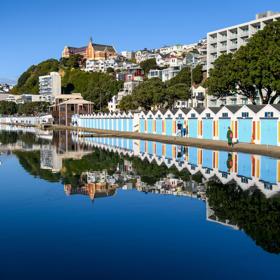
[238, 118, 252, 143]
[156, 118, 162, 135]
[189, 119, 198, 138]
[219, 119, 231, 141]
[261, 119, 278, 146]
[202, 119, 213, 140]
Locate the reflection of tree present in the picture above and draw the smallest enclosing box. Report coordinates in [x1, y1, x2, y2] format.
[61, 149, 123, 187]
[15, 151, 61, 182]
[207, 181, 280, 254]
[0, 131, 47, 145]
[131, 158, 191, 185]
[0, 131, 18, 144]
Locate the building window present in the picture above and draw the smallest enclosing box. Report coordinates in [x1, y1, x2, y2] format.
[222, 113, 228, 118]
[191, 113, 195, 118]
[241, 112, 249, 118]
[206, 113, 211, 118]
[265, 112, 274, 118]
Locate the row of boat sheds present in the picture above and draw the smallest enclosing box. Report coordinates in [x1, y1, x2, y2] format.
[73, 104, 280, 146]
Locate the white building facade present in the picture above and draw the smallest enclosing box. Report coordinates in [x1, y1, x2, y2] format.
[207, 11, 280, 73]
[39, 72, 61, 96]
[207, 11, 280, 74]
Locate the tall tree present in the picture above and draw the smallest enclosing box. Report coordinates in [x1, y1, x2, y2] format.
[167, 67, 191, 87]
[233, 20, 280, 104]
[166, 83, 191, 107]
[192, 64, 203, 84]
[205, 21, 280, 104]
[204, 53, 236, 98]
[140, 58, 158, 75]
[119, 78, 166, 111]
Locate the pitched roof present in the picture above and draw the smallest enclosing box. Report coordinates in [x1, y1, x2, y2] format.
[59, 99, 94, 105]
[246, 104, 266, 113]
[182, 108, 191, 114]
[68, 46, 87, 54]
[194, 107, 205, 114]
[271, 104, 280, 112]
[225, 105, 242, 113]
[208, 107, 221, 114]
[158, 108, 167, 114]
[92, 43, 116, 52]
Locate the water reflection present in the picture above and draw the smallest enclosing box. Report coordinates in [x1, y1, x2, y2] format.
[0, 124, 280, 254]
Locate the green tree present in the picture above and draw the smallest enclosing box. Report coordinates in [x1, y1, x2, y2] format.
[62, 69, 123, 111]
[205, 21, 280, 104]
[233, 20, 280, 104]
[12, 59, 60, 94]
[166, 83, 191, 106]
[60, 54, 84, 69]
[204, 53, 236, 98]
[106, 67, 115, 74]
[140, 58, 158, 75]
[0, 101, 18, 115]
[120, 78, 166, 111]
[17, 102, 50, 116]
[167, 67, 191, 87]
[192, 64, 203, 84]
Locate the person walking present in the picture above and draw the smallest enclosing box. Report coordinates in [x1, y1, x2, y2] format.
[227, 126, 233, 147]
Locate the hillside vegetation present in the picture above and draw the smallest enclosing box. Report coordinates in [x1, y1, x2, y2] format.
[12, 55, 123, 111]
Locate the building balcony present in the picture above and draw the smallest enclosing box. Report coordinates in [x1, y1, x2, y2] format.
[219, 44, 227, 52]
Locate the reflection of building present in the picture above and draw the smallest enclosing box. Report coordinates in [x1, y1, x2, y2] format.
[76, 136, 280, 199]
[40, 130, 92, 173]
[64, 170, 118, 201]
[40, 144, 62, 173]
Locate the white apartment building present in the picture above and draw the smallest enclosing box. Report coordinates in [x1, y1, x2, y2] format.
[39, 72, 61, 95]
[207, 11, 280, 73]
[207, 11, 280, 72]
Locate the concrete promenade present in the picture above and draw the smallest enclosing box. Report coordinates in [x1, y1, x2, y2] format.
[51, 124, 280, 158]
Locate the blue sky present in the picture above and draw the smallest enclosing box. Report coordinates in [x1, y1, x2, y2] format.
[1, 0, 279, 81]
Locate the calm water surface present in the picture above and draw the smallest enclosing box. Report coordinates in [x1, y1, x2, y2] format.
[0, 127, 279, 280]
